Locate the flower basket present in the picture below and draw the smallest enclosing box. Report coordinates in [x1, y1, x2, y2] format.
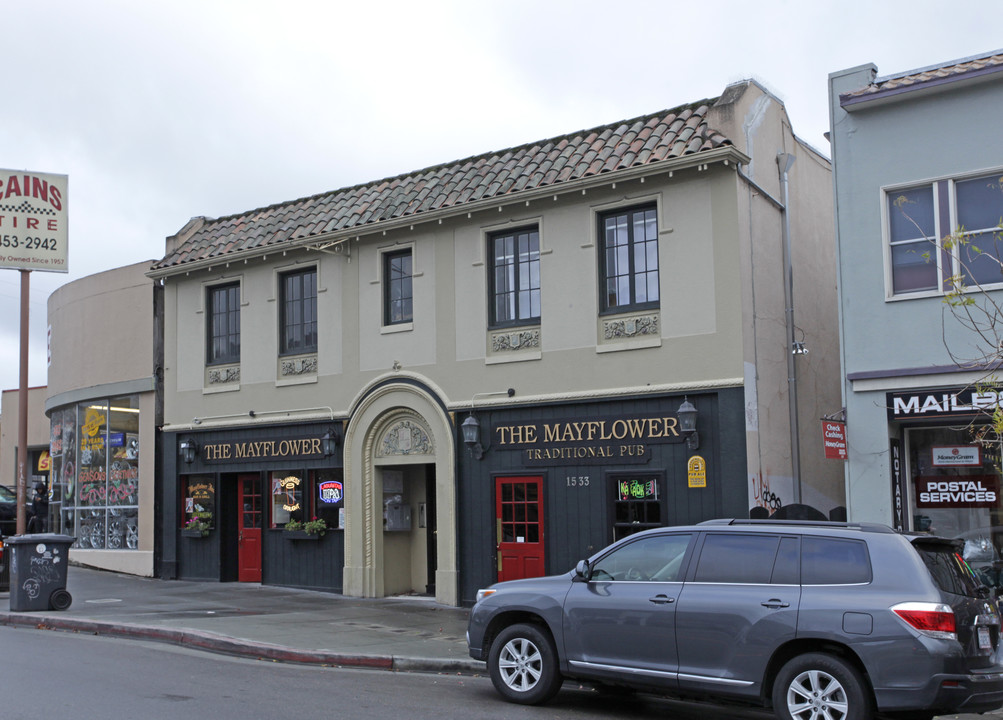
[283, 529, 320, 541]
[283, 517, 327, 539]
[183, 515, 212, 537]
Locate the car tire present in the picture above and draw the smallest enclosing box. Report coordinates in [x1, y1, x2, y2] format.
[773, 652, 871, 720]
[488, 623, 563, 705]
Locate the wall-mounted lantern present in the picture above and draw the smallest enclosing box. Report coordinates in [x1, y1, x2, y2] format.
[321, 428, 340, 457]
[179, 439, 198, 464]
[461, 413, 484, 460]
[677, 397, 700, 451]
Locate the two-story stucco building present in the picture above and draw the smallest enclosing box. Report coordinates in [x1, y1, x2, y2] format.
[829, 50, 1003, 537]
[150, 79, 841, 606]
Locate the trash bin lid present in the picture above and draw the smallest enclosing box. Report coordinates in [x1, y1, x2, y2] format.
[5, 533, 75, 545]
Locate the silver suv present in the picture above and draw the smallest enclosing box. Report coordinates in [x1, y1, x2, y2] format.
[467, 519, 1003, 719]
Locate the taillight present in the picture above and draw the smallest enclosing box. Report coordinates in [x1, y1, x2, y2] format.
[892, 602, 957, 640]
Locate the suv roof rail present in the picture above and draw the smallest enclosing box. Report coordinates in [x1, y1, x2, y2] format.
[698, 518, 895, 533]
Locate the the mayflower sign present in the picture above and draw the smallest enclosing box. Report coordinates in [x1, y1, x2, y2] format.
[0, 169, 68, 273]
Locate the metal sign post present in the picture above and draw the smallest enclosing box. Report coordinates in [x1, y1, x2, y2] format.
[0, 169, 69, 535]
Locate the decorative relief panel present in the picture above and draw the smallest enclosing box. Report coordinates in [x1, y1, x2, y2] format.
[280, 355, 318, 377]
[602, 314, 659, 340]
[377, 417, 434, 457]
[207, 365, 240, 385]
[490, 328, 540, 353]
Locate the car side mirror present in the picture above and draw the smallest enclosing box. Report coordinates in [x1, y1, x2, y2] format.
[574, 559, 591, 582]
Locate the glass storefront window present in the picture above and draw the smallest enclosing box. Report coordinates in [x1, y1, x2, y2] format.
[182, 475, 215, 528]
[313, 469, 344, 529]
[909, 426, 1003, 591]
[270, 471, 304, 527]
[49, 396, 141, 550]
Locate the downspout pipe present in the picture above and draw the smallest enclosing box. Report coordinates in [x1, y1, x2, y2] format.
[777, 152, 802, 503]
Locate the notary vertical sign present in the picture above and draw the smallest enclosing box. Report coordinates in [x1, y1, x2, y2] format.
[0, 169, 69, 273]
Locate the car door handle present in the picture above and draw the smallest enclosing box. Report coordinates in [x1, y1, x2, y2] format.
[761, 599, 790, 609]
[649, 594, 676, 605]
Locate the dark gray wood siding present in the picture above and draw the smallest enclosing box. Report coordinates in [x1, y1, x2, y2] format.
[457, 389, 747, 605]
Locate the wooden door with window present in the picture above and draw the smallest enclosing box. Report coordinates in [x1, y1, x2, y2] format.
[238, 474, 262, 582]
[496, 476, 544, 582]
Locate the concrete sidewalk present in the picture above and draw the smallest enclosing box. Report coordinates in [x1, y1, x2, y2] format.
[0, 565, 482, 675]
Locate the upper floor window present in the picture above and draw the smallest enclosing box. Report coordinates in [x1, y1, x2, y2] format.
[384, 249, 413, 325]
[888, 186, 937, 294]
[207, 282, 240, 365]
[599, 204, 659, 312]
[888, 172, 1003, 296]
[489, 226, 540, 327]
[280, 267, 317, 355]
[956, 174, 1003, 286]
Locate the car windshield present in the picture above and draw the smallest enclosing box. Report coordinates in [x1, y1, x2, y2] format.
[0, 485, 15, 502]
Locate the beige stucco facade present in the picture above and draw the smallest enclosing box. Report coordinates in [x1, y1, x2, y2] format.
[46, 261, 160, 576]
[154, 80, 842, 605]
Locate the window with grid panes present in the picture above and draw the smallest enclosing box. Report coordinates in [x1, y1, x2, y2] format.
[489, 226, 540, 327]
[207, 282, 240, 364]
[280, 267, 317, 354]
[384, 249, 413, 325]
[599, 204, 659, 312]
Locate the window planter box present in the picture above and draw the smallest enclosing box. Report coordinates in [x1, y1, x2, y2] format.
[284, 530, 321, 541]
[181, 528, 209, 538]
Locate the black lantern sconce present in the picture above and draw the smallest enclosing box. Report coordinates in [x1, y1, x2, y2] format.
[677, 397, 699, 451]
[321, 428, 341, 457]
[179, 439, 198, 464]
[461, 413, 484, 460]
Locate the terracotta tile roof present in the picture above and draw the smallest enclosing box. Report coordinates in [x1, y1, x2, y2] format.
[154, 98, 732, 271]
[841, 50, 1003, 104]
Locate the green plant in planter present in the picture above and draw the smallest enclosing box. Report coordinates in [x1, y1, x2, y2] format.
[284, 519, 303, 532]
[302, 517, 327, 536]
[184, 515, 211, 536]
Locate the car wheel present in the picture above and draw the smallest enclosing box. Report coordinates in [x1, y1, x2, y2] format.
[488, 623, 563, 705]
[772, 652, 871, 720]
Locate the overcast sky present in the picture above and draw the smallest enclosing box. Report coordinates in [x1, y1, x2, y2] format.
[0, 0, 1000, 397]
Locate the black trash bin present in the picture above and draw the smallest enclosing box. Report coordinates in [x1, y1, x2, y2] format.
[0, 536, 9, 592]
[7, 533, 73, 611]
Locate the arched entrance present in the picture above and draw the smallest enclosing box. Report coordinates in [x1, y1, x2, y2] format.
[342, 377, 458, 606]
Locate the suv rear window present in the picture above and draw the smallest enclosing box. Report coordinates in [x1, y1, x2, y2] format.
[802, 537, 871, 585]
[913, 538, 984, 598]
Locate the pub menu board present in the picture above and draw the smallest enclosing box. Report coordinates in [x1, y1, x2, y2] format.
[184, 476, 215, 527]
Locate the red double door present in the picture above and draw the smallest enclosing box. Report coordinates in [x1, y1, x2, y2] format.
[496, 476, 545, 582]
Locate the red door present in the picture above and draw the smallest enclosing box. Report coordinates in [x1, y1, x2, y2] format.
[238, 474, 262, 582]
[496, 476, 544, 582]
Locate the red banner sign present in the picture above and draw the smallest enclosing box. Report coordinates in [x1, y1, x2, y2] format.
[822, 421, 847, 460]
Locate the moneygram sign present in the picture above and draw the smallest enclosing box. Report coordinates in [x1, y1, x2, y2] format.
[0, 169, 68, 273]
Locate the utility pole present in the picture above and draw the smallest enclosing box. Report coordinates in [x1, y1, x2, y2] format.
[16, 268, 30, 534]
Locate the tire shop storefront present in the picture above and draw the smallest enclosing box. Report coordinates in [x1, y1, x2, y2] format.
[456, 389, 749, 606]
[168, 421, 344, 590]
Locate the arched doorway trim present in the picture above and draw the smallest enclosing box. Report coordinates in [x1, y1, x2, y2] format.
[343, 374, 457, 605]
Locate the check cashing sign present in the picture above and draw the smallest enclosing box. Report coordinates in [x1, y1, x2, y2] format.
[0, 169, 68, 273]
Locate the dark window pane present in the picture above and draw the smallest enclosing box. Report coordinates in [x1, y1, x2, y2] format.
[891, 241, 938, 293]
[599, 205, 659, 311]
[489, 227, 540, 326]
[694, 534, 780, 584]
[801, 537, 871, 585]
[889, 186, 935, 242]
[280, 268, 317, 354]
[207, 283, 240, 364]
[384, 250, 413, 325]
[957, 174, 1003, 231]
